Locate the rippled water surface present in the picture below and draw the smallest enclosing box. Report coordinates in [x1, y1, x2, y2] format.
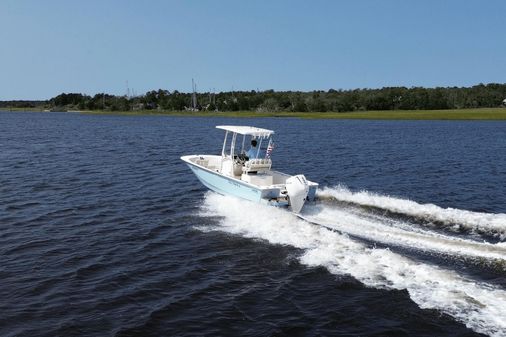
[1, 111, 505, 336]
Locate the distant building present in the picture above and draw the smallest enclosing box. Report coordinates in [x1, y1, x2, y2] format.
[132, 103, 145, 111]
[503, 98, 506, 106]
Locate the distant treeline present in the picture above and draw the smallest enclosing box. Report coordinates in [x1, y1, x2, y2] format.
[3, 83, 506, 112]
[0, 100, 46, 109]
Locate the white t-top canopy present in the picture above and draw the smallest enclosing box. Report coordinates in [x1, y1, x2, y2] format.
[216, 125, 274, 137]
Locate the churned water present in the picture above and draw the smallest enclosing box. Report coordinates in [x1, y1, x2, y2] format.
[1, 111, 505, 336]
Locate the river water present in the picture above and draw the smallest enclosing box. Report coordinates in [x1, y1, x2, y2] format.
[1, 111, 505, 336]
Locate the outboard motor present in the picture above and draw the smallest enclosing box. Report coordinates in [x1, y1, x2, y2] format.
[286, 175, 309, 213]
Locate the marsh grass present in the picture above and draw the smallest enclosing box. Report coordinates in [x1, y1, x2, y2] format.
[84, 108, 506, 120]
[5, 107, 506, 120]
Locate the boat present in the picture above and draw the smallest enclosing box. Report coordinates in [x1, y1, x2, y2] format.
[181, 125, 318, 213]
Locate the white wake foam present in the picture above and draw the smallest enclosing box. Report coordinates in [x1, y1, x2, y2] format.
[303, 205, 506, 262]
[199, 193, 506, 337]
[318, 186, 506, 240]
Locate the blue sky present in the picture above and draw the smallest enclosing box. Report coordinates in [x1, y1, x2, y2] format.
[1, 0, 505, 100]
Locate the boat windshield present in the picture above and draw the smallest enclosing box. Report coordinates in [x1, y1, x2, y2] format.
[221, 131, 274, 160]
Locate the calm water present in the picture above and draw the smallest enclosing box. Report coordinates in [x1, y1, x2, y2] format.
[1, 111, 505, 337]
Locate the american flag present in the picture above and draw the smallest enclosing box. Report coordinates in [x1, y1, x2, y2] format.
[266, 141, 274, 158]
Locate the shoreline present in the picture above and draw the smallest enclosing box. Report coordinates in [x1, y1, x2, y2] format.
[2, 107, 506, 120]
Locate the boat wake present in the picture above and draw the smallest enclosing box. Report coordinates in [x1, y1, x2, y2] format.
[302, 203, 506, 264]
[198, 191, 506, 337]
[317, 185, 506, 241]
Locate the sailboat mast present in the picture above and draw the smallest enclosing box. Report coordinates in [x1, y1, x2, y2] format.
[191, 78, 197, 110]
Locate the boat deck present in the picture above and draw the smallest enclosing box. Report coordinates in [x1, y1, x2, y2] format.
[189, 155, 290, 187]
